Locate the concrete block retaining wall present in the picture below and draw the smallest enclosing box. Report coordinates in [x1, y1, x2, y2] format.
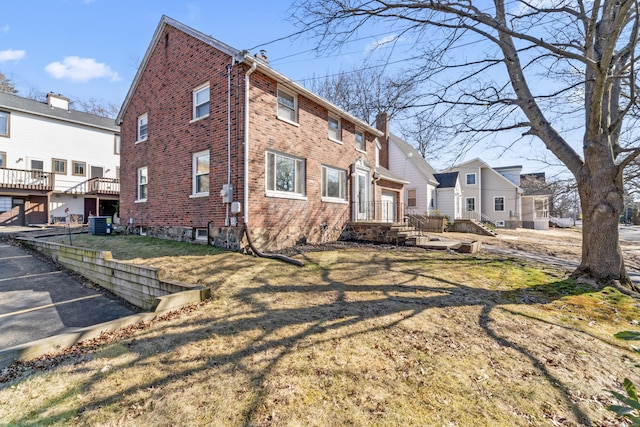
[20, 239, 210, 311]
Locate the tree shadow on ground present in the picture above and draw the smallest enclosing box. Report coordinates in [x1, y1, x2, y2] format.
[2, 251, 608, 425]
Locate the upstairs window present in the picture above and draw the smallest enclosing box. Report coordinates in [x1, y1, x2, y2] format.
[137, 167, 148, 201]
[466, 173, 476, 185]
[193, 84, 210, 120]
[137, 113, 148, 142]
[328, 115, 341, 142]
[277, 88, 297, 123]
[0, 151, 5, 168]
[494, 196, 505, 212]
[192, 150, 210, 196]
[0, 111, 8, 137]
[266, 151, 305, 197]
[52, 159, 67, 175]
[355, 130, 365, 151]
[321, 165, 347, 201]
[72, 161, 86, 177]
[114, 135, 121, 154]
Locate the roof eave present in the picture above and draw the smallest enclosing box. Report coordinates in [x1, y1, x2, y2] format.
[242, 54, 383, 137]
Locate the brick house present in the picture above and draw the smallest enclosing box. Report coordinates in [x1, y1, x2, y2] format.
[117, 16, 405, 251]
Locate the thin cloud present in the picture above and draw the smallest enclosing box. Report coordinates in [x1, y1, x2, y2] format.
[365, 34, 401, 52]
[1, 25, 9, 34]
[187, 3, 200, 21]
[0, 49, 26, 62]
[44, 56, 120, 82]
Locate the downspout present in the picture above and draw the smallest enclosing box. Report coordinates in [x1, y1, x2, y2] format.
[244, 60, 257, 227]
[225, 61, 233, 226]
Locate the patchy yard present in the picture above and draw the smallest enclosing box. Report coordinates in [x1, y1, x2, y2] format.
[1, 233, 640, 426]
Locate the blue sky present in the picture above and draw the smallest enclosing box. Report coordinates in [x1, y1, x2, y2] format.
[0, 0, 564, 174]
[0, 0, 346, 107]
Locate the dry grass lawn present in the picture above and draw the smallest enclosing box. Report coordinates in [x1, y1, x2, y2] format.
[1, 231, 640, 426]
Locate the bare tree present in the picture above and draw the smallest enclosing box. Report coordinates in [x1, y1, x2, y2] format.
[0, 71, 18, 94]
[308, 66, 448, 160]
[292, 0, 640, 290]
[307, 66, 421, 125]
[72, 97, 119, 118]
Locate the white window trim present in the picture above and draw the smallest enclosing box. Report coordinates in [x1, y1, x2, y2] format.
[465, 197, 476, 212]
[321, 165, 348, 203]
[137, 166, 148, 202]
[465, 173, 477, 185]
[192, 150, 210, 197]
[407, 188, 418, 208]
[265, 150, 306, 199]
[494, 196, 505, 212]
[136, 113, 148, 143]
[0, 151, 6, 169]
[276, 86, 299, 125]
[195, 228, 208, 241]
[0, 111, 10, 137]
[192, 83, 210, 122]
[355, 129, 366, 152]
[114, 135, 121, 155]
[328, 115, 342, 143]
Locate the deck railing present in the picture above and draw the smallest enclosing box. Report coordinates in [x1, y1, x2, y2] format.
[0, 167, 54, 191]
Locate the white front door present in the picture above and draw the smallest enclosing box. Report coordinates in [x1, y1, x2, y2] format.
[381, 191, 396, 222]
[354, 169, 370, 220]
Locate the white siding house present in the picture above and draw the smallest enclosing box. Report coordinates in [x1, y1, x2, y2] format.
[387, 134, 439, 215]
[445, 159, 523, 228]
[0, 92, 120, 226]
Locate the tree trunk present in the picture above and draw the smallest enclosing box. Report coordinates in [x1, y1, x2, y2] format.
[575, 152, 636, 290]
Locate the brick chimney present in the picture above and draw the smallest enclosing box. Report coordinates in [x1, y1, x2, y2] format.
[376, 111, 390, 168]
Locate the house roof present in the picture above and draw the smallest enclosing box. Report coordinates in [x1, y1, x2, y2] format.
[375, 165, 410, 185]
[388, 133, 439, 186]
[0, 91, 119, 132]
[446, 157, 524, 193]
[117, 16, 382, 137]
[433, 172, 459, 189]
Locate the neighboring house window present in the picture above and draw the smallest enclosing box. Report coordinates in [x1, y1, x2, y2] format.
[466, 197, 476, 212]
[0, 111, 8, 137]
[114, 135, 121, 154]
[0, 151, 5, 168]
[52, 159, 67, 175]
[0, 196, 10, 212]
[494, 196, 505, 212]
[328, 115, 341, 142]
[72, 161, 86, 177]
[321, 165, 346, 201]
[277, 87, 297, 123]
[137, 167, 148, 201]
[116, 166, 120, 180]
[137, 113, 148, 141]
[31, 159, 44, 171]
[192, 150, 210, 196]
[193, 84, 210, 120]
[407, 189, 417, 208]
[31, 159, 44, 179]
[91, 166, 104, 178]
[466, 173, 476, 185]
[266, 151, 305, 196]
[355, 130, 365, 151]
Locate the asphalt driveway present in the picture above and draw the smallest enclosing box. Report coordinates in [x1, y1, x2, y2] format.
[0, 239, 138, 351]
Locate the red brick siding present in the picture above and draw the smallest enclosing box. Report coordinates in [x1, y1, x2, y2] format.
[120, 24, 382, 250]
[120, 26, 243, 229]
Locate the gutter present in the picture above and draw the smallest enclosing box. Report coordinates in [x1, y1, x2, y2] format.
[244, 61, 258, 226]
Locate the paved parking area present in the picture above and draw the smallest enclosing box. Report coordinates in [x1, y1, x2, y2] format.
[0, 240, 138, 351]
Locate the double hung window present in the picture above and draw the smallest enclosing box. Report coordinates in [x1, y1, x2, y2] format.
[266, 151, 305, 197]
